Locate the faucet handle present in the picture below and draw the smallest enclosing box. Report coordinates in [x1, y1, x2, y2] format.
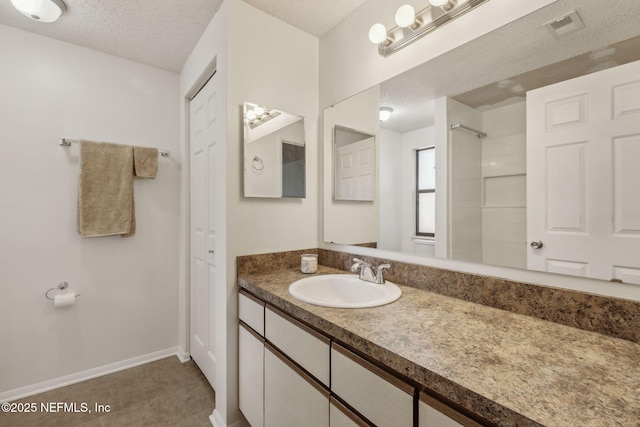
[375, 263, 391, 284]
[351, 258, 371, 272]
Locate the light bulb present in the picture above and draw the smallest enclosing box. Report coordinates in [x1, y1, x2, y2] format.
[379, 107, 393, 121]
[395, 5, 416, 28]
[429, 0, 455, 10]
[254, 106, 265, 116]
[246, 110, 257, 121]
[368, 23, 388, 44]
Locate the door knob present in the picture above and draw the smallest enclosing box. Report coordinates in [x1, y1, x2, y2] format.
[530, 240, 544, 249]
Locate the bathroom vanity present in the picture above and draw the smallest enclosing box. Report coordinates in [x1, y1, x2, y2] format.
[237, 251, 640, 427]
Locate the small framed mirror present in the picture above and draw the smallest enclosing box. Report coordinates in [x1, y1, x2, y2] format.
[243, 102, 306, 198]
[333, 125, 376, 201]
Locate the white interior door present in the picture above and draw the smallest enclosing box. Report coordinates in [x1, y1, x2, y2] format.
[335, 137, 375, 201]
[527, 60, 640, 284]
[189, 73, 220, 388]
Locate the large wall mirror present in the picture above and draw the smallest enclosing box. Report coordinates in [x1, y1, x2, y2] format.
[324, 0, 640, 285]
[244, 102, 306, 198]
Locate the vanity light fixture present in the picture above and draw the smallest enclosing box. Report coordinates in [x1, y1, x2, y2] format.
[10, 0, 66, 23]
[369, 0, 490, 57]
[379, 107, 394, 121]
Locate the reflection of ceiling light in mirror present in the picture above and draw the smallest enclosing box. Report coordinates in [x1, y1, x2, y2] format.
[395, 5, 416, 28]
[379, 107, 393, 121]
[10, 0, 66, 23]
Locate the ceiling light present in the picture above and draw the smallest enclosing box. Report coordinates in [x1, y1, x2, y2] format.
[395, 5, 417, 29]
[379, 107, 393, 121]
[369, 0, 489, 57]
[10, 0, 66, 23]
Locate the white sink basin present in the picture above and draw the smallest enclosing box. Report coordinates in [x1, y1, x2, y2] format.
[289, 274, 401, 308]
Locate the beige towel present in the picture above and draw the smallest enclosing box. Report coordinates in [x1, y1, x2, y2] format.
[133, 146, 158, 178]
[78, 141, 134, 237]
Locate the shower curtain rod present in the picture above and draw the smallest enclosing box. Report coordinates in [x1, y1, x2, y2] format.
[59, 138, 170, 157]
[450, 123, 487, 139]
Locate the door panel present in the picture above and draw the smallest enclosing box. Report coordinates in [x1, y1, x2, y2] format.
[527, 60, 640, 284]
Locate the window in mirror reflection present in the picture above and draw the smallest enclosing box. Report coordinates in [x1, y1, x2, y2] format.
[416, 147, 435, 237]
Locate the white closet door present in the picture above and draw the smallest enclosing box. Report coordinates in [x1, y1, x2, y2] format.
[189, 73, 220, 388]
[527, 60, 640, 284]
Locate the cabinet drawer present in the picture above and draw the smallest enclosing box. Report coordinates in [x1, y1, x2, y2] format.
[265, 305, 330, 387]
[265, 343, 329, 427]
[239, 290, 265, 336]
[419, 392, 483, 427]
[330, 397, 369, 427]
[331, 343, 414, 427]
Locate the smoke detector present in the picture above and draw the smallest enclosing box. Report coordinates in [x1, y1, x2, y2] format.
[543, 11, 585, 39]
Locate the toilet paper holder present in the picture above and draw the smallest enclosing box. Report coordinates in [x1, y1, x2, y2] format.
[45, 282, 81, 300]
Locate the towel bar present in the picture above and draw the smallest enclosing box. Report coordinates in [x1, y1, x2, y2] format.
[59, 138, 170, 157]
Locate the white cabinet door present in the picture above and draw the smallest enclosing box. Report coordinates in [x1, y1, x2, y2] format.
[331, 343, 414, 427]
[527, 60, 640, 283]
[418, 392, 483, 427]
[239, 323, 264, 427]
[264, 344, 329, 427]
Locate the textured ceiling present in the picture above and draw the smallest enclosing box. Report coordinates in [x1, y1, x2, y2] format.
[380, 0, 640, 133]
[0, 0, 222, 73]
[242, 0, 367, 36]
[0, 0, 365, 73]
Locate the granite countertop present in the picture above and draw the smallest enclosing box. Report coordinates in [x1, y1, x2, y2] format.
[239, 266, 640, 427]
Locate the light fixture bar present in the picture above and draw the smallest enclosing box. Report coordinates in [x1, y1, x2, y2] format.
[377, 0, 490, 57]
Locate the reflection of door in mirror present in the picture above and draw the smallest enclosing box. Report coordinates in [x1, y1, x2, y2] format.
[282, 141, 305, 198]
[335, 135, 375, 201]
[527, 60, 640, 284]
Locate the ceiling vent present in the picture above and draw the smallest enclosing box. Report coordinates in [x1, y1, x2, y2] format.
[544, 11, 585, 38]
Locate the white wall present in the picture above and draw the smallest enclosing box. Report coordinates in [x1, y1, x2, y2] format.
[323, 86, 379, 245]
[481, 100, 527, 269]
[0, 25, 180, 396]
[179, 1, 319, 425]
[379, 128, 402, 251]
[447, 98, 483, 263]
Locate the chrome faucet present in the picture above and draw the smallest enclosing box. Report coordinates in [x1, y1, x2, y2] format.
[351, 258, 391, 284]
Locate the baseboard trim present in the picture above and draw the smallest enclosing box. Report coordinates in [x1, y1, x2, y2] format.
[0, 347, 181, 403]
[176, 347, 191, 363]
[210, 409, 225, 427]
